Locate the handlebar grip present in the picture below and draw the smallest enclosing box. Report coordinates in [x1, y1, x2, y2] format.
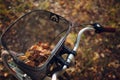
[92, 23, 116, 33]
[103, 27, 116, 33]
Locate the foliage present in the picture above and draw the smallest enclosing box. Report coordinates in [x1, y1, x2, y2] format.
[0, 0, 120, 80]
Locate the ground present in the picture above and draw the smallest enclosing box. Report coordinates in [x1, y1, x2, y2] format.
[0, 0, 120, 80]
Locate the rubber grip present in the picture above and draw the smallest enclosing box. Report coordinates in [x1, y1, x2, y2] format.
[103, 27, 116, 32]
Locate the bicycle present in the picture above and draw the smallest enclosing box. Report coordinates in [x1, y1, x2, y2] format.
[0, 10, 115, 80]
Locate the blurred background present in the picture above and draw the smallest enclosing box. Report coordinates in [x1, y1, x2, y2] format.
[0, 0, 120, 80]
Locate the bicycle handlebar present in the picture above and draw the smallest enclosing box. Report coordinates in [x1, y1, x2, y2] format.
[52, 23, 116, 80]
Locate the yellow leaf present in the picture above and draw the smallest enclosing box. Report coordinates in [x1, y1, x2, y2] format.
[93, 52, 99, 61]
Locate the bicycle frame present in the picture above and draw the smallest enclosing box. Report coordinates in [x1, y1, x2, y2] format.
[1, 10, 115, 80]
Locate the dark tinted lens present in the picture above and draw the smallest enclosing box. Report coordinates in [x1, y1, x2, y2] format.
[1, 10, 70, 53]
